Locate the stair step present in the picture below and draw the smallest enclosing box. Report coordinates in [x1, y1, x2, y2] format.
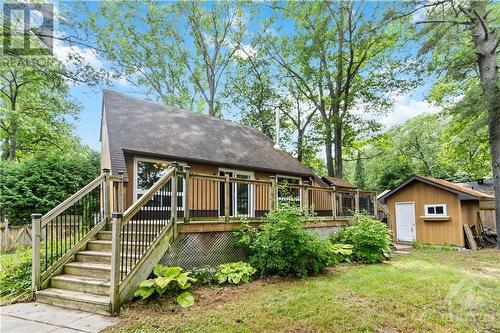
[76, 250, 112, 264]
[36, 288, 110, 316]
[97, 230, 159, 241]
[64, 262, 111, 279]
[50, 274, 110, 296]
[87, 240, 150, 252]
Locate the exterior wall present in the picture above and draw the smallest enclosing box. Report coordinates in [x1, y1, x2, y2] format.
[386, 181, 465, 246]
[460, 200, 480, 227]
[100, 114, 111, 171]
[122, 153, 315, 212]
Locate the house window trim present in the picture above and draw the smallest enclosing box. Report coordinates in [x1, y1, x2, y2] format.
[424, 204, 448, 217]
[218, 168, 255, 218]
[133, 157, 186, 211]
[276, 174, 302, 206]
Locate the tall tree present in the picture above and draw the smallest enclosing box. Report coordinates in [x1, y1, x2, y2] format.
[410, 0, 499, 247]
[265, 1, 417, 177]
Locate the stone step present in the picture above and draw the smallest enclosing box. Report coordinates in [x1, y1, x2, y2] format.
[50, 274, 110, 296]
[64, 262, 111, 279]
[97, 230, 159, 242]
[36, 288, 110, 316]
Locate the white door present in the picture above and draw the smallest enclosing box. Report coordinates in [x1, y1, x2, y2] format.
[395, 202, 416, 242]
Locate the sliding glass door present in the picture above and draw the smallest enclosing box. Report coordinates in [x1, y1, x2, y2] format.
[219, 169, 254, 217]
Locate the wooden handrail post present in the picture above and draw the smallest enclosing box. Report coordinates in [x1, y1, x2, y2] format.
[355, 190, 360, 214]
[103, 168, 111, 223]
[184, 166, 190, 224]
[224, 174, 230, 223]
[303, 181, 310, 217]
[170, 162, 178, 235]
[31, 213, 42, 295]
[331, 186, 336, 219]
[269, 176, 277, 211]
[110, 212, 122, 316]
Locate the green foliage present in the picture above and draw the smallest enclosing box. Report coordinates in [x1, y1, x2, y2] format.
[215, 262, 256, 285]
[235, 204, 333, 278]
[188, 266, 217, 285]
[331, 214, 392, 263]
[330, 243, 353, 265]
[0, 248, 32, 303]
[134, 265, 196, 308]
[0, 152, 100, 224]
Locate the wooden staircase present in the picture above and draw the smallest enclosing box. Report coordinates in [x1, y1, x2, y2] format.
[32, 167, 178, 316]
[36, 225, 114, 315]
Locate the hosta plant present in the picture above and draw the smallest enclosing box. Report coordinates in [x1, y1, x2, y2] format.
[134, 265, 196, 308]
[331, 243, 353, 264]
[215, 262, 256, 285]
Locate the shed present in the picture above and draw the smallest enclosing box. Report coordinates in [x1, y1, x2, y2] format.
[379, 175, 494, 246]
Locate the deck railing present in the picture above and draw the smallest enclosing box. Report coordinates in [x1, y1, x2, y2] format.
[31, 169, 121, 292]
[176, 168, 377, 223]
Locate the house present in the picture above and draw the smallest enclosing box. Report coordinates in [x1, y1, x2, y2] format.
[378, 175, 495, 246]
[31, 90, 377, 316]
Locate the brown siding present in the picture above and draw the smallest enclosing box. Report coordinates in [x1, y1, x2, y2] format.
[461, 201, 479, 227]
[386, 180, 465, 246]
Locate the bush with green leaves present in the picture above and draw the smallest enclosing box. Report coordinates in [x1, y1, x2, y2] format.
[188, 266, 217, 285]
[235, 204, 333, 278]
[0, 152, 100, 224]
[0, 248, 32, 303]
[134, 265, 196, 308]
[215, 262, 256, 285]
[330, 214, 392, 263]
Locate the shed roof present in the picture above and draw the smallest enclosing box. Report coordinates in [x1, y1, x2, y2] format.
[101, 90, 314, 180]
[378, 175, 495, 203]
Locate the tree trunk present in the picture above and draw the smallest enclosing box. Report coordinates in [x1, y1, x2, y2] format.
[8, 119, 17, 161]
[334, 121, 343, 178]
[297, 129, 304, 162]
[468, 0, 500, 247]
[324, 129, 335, 176]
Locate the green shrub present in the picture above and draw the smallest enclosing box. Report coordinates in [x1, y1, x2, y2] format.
[215, 262, 256, 285]
[134, 265, 196, 308]
[188, 266, 218, 285]
[0, 152, 100, 224]
[235, 204, 333, 278]
[0, 248, 32, 303]
[330, 214, 392, 263]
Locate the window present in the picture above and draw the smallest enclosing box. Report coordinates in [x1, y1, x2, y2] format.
[133, 158, 185, 211]
[424, 204, 447, 217]
[277, 175, 301, 206]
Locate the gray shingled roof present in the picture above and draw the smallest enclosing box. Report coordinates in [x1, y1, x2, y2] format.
[102, 90, 313, 180]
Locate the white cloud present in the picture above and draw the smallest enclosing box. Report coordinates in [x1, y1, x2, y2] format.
[381, 94, 441, 127]
[234, 43, 257, 60]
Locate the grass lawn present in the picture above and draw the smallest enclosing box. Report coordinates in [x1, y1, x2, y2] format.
[106, 248, 500, 333]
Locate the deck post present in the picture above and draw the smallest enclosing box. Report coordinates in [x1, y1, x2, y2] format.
[118, 171, 125, 212]
[103, 168, 111, 224]
[110, 212, 122, 316]
[355, 190, 360, 214]
[183, 166, 191, 224]
[269, 176, 277, 211]
[224, 174, 230, 222]
[170, 162, 178, 235]
[331, 186, 336, 219]
[303, 181, 310, 217]
[31, 213, 42, 295]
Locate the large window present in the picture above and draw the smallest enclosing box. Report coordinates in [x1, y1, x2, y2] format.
[277, 175, 301, 207]
[424, 204, 447, 217]
[134, 158, 184, 211]
[219, 169, 254, 217]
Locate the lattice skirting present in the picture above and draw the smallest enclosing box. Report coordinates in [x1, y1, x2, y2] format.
[160, 232, 247, 269]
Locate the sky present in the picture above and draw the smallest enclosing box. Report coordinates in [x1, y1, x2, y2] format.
[54, 1, 441, 152]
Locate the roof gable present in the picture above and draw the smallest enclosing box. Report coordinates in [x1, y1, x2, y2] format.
[102, 90, 313, 180]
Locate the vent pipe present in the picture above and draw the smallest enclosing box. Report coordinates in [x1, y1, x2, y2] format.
[274, 108, 280, 150]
